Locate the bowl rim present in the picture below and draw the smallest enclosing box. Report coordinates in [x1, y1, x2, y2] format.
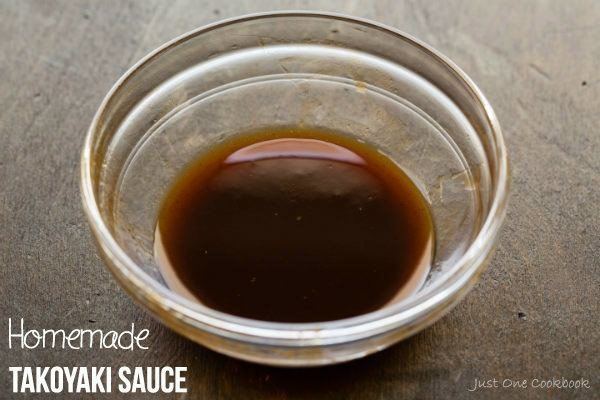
[80, 10, 509, 346]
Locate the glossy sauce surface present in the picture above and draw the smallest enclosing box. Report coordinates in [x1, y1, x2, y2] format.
[155, 129, 433, 322]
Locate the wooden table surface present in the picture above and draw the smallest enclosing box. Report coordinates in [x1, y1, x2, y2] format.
[1, 1, 598, 399]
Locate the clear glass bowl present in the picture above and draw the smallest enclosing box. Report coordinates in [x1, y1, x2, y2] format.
[81, 11, 508, 366]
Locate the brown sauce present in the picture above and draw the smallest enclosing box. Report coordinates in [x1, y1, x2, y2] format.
[155, 129, 433, 322]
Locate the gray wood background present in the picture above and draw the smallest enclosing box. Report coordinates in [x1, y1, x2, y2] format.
[1, 1, 598, 399]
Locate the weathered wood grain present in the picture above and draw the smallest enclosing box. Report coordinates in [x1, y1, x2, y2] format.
[0, 1, 598, 399]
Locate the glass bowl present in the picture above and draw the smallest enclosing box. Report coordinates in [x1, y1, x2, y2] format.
[80, 11, 509, 366]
